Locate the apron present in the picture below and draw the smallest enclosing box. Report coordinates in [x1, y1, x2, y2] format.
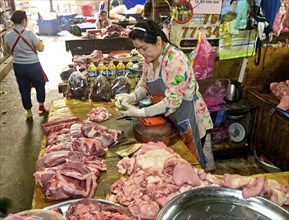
[11, 29, 48, 85]
[145, 45, 207, 167]
[11, 29, 37, 55]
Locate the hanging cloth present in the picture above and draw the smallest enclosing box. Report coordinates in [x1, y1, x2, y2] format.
[260, 0, 281, 26]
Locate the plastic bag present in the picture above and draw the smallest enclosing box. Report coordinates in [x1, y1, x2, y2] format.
[190, 31, 217, 80]
[202, 79, 230, 107]
[66, 67, 90, 101]
[282, 3, 289, 33]
[272, 3, 287, 36]
[111, 76, 131, 98]
[90, 75, 111, 102]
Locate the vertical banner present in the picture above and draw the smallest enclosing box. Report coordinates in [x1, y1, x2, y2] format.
[218, 0, 255, 60]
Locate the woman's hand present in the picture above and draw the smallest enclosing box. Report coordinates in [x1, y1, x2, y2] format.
[121, 103, 145, 117]
[115, 93, 135, 109]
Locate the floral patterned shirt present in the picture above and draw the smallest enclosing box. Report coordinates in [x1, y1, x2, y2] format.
[137, 44, 213, 137]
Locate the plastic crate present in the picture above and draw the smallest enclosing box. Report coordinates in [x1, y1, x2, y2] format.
[38, 19, 60, 35]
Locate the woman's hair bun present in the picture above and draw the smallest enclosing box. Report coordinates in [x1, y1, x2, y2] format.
[10, 10, 27, 24]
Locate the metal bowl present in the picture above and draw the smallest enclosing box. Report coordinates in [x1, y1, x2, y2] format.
[127, 62, 143, 74]
[157, 187, 289, 220]
[253, 149, 282, 173]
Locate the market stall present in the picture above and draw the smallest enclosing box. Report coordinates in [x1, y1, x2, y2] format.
[2, 0, 289, 218]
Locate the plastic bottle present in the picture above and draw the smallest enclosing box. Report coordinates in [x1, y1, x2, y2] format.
[125, 60, 136, 89]
[107, 61, 116, 77]
[97, 61, 106, 76]
[87, 61, 97, 78]
[107, 61, 116, 84]
[125, 60, 133, 75]
[116, 60, 125, 76]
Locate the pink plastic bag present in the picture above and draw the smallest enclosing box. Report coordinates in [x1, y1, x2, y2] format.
[282, 4, 289, 33]
[203, 79, 230, 107]
[272, 3, 287, 36]
[190, 30, 217, 80]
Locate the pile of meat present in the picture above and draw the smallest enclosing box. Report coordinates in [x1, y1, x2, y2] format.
[102, 24, 130, 38]
[64, 198, 137, 220]
[270, 80, 289, 111]
[107, 142, 289, 219]
[34, 117, 122, 200]
[69, 50, 108, 70]
[87, 107, 112, 123]
[85, 24, 130, 39]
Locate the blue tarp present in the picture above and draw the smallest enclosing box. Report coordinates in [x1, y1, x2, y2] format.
[123, 0, 146, 10]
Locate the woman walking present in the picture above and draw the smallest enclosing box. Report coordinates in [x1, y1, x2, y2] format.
[4, 10, 48, 122]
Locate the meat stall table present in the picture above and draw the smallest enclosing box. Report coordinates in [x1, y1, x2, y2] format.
[65, 36, 134, 56]
[31, 98, 200, 209]
[31, 98, 289, 213]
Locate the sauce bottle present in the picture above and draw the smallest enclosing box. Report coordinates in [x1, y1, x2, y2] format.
[97, 61, 106, 76]
[116, 60, 125, 76]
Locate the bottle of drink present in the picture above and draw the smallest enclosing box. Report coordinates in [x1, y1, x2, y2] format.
[125, 60, 136, 88]
[87, 61, 97, 78]
[116, 60, 125, 76]
[125, 60, 133, 76]
[107, 61, 116, 84]
[107, 61, 116, 77]
[97, 61, 106, 76]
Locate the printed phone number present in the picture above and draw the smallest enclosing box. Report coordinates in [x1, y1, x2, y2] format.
[181, 14, 220, 39]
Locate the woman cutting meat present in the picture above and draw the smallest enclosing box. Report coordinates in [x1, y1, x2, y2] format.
[4, 10, 47, 122]
[115, 20, 213, 168]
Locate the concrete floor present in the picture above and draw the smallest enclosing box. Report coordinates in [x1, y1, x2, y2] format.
[0, 36, 267, 215]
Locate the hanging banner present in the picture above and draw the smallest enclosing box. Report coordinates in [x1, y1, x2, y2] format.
[218, 0, 255, 60]
[190, 0, 223, 15]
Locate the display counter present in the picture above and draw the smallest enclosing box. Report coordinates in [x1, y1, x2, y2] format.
[32, 98, 199, 209]
[65, 36, 134, 55]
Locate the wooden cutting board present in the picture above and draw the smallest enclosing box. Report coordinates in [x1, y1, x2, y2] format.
[133, 117, 180, 146]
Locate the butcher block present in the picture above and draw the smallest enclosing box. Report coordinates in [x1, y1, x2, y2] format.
[32, 98, 199, 209]
[133, 117, 180, 146]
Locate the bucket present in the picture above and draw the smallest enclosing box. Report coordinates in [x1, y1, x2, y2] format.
[81, 5, 92, 16]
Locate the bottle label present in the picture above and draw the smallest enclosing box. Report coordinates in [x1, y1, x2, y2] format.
[99, 69, 107, 76]
[108, 69, 116, 76]
[125, 68, 132, 75]
[88, 71, 96, 77]
[117, 69, 125, 76]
